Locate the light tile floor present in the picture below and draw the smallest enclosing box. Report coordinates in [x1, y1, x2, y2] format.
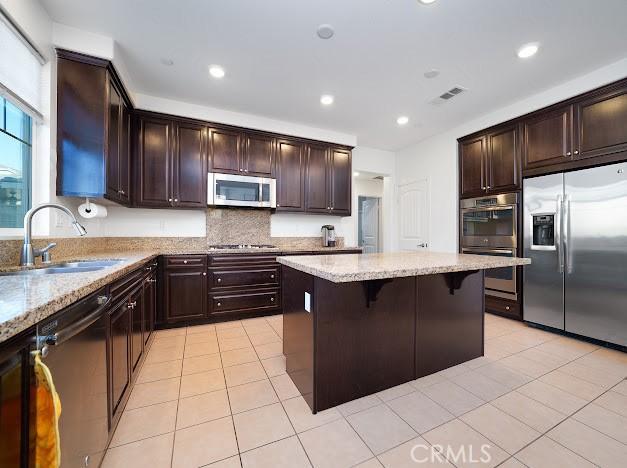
[102, 313, 627, 468]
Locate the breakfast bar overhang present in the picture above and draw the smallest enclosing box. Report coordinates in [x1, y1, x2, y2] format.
[277, 251, 530, 413]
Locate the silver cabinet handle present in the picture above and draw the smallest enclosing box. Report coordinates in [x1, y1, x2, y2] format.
[127, 301, 137, 309]
[168, 198, 173, 202]
[270, 297, 275, 302]
[276, 204, 280, 207]
[147, 278, 156, 283]
[239, 168, 243, 172]
[486, 186, 491, 190]
[217, 302, 221, 307]
[183, 260, 188, 264]
[118, 190, 125, 195]
[566, 151, 571, 156]
[174, 199, 178, 203]
[244, 169, 248, 172]
[217, 278, 222, 282]
[505, 306, 510, 311]
[574, 150, 579, 155]
[327, 206, 330, 210]
[203, 272, 207, 276]
[270, 274, 275, 279]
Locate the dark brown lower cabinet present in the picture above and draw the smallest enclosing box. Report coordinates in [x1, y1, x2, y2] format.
[163, 256, 207, 323]
[143, 271, 157, 345]
[108, 300, 131, 419]
[129, 286, 144, 374]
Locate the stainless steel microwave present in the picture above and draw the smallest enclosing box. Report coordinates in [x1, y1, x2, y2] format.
[207, 172, 276, 208]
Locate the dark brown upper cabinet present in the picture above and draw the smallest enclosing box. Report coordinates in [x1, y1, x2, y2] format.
[460, 125, 519, 198]
[243, 133, 275, 176]
[303, 144, 352, 215]
[487, 125, 519, 193]
[174, 123, 207, 208]
[208, 128, 241, 174]
[328, 148, 352, 215]
[304, 143, 330, 213]
[276, 139, 305, 211]
[56, 49, 132, 205]
[522, 105, 573, 171]
[459, 136, 486, 198]
[574, 83, 627, 160]
[135, 116, 173, 207]
[135, 116, 207, 208]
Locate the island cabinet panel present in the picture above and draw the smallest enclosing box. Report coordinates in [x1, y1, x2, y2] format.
[522, 105, 573, 171]
[313, 276, 416, 412]
[574, 84, 627, 160]
[276, 139, 305, 211]
[415, 271, 484, 378]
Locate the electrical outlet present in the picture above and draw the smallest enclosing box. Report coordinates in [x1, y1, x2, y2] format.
[55, 211, 67, 228]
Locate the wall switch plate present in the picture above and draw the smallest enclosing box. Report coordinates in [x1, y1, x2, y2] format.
[304, 292, 311, 313]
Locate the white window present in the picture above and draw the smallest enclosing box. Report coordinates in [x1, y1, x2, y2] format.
[0, 8, 45, 230]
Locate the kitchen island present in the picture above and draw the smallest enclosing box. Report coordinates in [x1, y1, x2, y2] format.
[277, 251, 530, 413]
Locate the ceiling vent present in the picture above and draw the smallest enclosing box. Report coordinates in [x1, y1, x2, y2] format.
[430, 86, 466, 105]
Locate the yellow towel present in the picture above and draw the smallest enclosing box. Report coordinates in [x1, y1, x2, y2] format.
[33, 351, 62, 468]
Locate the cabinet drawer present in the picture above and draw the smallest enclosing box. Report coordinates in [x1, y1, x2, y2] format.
[210, 289, 280, 314]
[485, 296, 521, 320]
[110, 266, 145, 303]
[165, 255, 207, 268]
[208, 254, 278, 267]
[210, 266, 280, 289]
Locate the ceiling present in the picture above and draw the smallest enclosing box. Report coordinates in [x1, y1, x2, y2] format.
[39, 0, 627, 150]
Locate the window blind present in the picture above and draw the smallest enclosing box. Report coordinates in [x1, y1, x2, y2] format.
[0, 8, 45, 120]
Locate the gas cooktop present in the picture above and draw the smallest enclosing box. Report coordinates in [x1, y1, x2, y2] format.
[208, 244, 277, 250]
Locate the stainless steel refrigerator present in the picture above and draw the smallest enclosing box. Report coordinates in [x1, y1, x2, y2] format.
[523, 162, 627, 347]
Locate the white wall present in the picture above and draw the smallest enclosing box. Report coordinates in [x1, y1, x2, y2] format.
[396, 56, 627, 253]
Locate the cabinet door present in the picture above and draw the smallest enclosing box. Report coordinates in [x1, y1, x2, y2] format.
[106, 81, 121, 200]
[487, 125, 519, 193]
[164, 267, 207, 322]
[143, 273, 156, 345]
[304, 143, 329, 213]
[209, 128, 241, 174]
[244, 133, 274, 176]
[129, 287, 144, 373]
[574, 85, 627, 160]
[328, 148, 351, 215]
[118, 103, 131, 205]
[459, 136, 486, 198]
[109, 302, 130, 417]
[276, 139, 304, 211]
[522, 106, 573, 170]
[174, 123, 207, 208]
[136, 117, 173, 207]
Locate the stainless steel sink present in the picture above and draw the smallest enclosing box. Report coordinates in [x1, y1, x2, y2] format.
[0, 259, 125, 277]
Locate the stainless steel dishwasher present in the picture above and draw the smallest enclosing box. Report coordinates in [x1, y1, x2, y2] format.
[37, 288, 111, 468]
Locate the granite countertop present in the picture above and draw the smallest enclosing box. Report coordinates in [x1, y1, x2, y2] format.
[0, 246, 361, 344]
[277, 251, 531, 283]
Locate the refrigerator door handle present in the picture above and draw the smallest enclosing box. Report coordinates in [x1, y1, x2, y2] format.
[564, 195, 572, 274]
[556, 194, 564, 273]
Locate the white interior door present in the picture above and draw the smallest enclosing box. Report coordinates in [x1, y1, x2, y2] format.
[359, 197, 380, 253]
[398, 180, 430, 251]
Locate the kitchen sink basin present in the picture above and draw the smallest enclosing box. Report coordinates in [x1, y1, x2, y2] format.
[0, 259, 125, 277]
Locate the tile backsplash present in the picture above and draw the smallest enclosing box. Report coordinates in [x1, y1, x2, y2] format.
[0, 208, 343, 266]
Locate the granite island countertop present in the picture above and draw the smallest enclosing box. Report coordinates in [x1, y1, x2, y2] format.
[0, 246, 360, 344]
[277, 251, 531, 283]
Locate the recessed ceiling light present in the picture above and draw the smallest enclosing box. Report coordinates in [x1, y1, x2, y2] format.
[517, 43, 539, 59]
[209, 65, 225, 79]
[320, 94, 334, 106]
[317, 24, 335, 40]
[418, 0, 437, 4]
[353, 172, 360, 177]
[397, 116, 409, 126]
[424, 69, 440, 79]
[160, 58, 174, 66]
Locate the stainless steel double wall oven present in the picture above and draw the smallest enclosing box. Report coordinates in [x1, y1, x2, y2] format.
[461, 193, 519, 300]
